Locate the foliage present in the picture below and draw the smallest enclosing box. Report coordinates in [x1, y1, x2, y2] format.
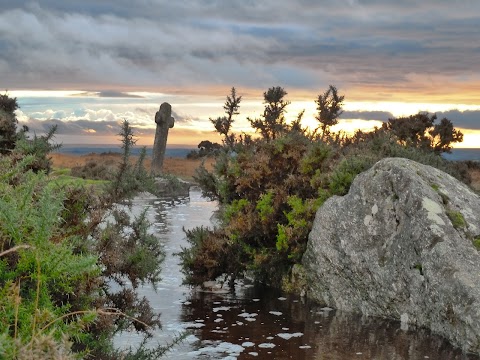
[13, 125, 61, 174]
[105, 121, 156, 202]
[182, 85, 470, 292]
[315, 85, 345, 140]
[0, 119, 167, 359]
[0, 156, 98, 359]
[178, 227, 246, 286]
[70, 160, 117, 181]
[1, 92, 62, 173]
[248, 86, 290, 141]
[187, 131, 333, 285]
[276, 196, 324, 261]
[345, 127, 471, 183]
[193, 162, 220, 201]
[210, 87, 242, 147]
[382, 112, 463, 154]
[0, 92, 19, 154]
[328, 155, 375, 196]
[186, 140, 222, 159]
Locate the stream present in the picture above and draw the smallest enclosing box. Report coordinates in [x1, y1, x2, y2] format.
[115, 188, 478, 359]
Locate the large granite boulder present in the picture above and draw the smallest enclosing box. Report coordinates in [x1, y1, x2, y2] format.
[303, 157, 480, 354]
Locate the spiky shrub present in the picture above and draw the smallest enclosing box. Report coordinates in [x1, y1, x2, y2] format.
[185, 132, 338, 285]
[105, 121, 156, 203]
[0, 156, 98, 359]
[12, 125, 61, 174]
[178, 226, 246, 286]
[0, 93, 19, 154]
[183, 86, 471, 291]
[0, 120, 167, 359]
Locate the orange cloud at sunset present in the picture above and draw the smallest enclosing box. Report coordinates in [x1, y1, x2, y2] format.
[3, 2, 479, 149]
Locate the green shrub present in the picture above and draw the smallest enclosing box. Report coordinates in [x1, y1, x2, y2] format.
[328, 156, 374, 196]
[0, 156, 98, 358]
[181, 86, 471, 292]
[178, 227, 246, 286]
[0, 120, 167, 359]
[13, 125, 61, 174]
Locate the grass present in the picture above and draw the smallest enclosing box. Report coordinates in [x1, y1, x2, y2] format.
[49, 167, 109, 190]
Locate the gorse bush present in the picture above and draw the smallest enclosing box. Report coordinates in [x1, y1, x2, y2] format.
[182, 86, 468, 290]
[0, 92, 19, 154]
[13, 125, 61, 174]
[0, 156, 98, 359]
[0, 114, 167, 359]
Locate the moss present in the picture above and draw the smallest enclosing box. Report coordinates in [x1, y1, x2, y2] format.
[473, 237, 480, 250]
[446, 209, 467, 229]
[430, 183, 449, 204]
[413, 263, 424, 275]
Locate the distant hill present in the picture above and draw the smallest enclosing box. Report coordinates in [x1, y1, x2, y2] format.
[55, 144, 195, 158]
[54, 145, 480, 161]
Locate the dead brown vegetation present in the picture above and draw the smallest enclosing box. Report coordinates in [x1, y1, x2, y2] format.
[50, 152, 215, 181]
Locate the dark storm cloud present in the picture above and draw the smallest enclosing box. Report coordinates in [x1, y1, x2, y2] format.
[1, 1, 479, 96]
[435, 110, 480, 130]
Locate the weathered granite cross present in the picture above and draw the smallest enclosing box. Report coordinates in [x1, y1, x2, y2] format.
[152, 102, 174, 175]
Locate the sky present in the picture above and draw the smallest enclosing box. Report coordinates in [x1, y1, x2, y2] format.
[1, 1, 480, 147]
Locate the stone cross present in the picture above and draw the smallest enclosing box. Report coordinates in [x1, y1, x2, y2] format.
[152, 102, 174, 175]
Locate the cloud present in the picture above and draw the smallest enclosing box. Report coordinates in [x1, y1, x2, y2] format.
[73, 90, 144, 98]
[1, 1, 479, 102]
[18, 115, 219, 145]
[340, 110, 394, 122]
[435, 110, 480, 130]
[20, 118, 122, 136]
[16, 102, 207, 144]
[339, 109, 480, 130]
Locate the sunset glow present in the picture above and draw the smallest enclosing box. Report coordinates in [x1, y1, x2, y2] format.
[2, 2, 479, 148]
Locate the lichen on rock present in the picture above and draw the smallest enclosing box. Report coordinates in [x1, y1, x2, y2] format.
[303, 157, 480, 354]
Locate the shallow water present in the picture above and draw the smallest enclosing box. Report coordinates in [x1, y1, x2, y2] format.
[116, 188, 478, 360]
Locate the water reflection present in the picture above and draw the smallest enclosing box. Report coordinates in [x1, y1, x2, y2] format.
[179, 285, 477, 360]
[116, 189, 478, 360]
